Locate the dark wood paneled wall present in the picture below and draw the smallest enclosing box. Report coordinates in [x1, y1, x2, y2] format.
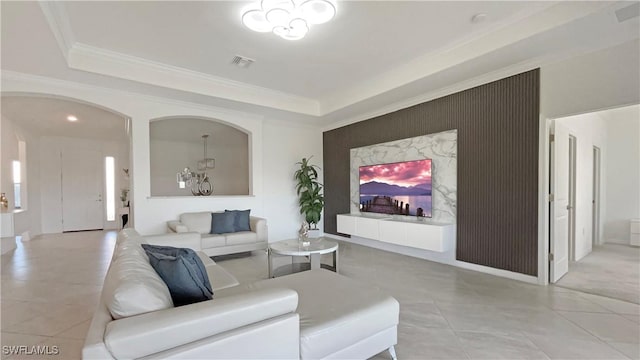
[323, 70, 540, 276]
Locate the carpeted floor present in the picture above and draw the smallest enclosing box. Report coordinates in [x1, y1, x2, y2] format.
[557, 244, 640, 304]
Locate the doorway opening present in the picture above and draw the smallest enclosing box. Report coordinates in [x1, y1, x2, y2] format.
[1, 94, 131, 234]
[548, 104, 640, 304]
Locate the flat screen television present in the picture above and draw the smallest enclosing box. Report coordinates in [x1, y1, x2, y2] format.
[359, 159, 432, 217]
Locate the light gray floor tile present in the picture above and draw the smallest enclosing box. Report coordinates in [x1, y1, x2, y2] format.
[526, 334, 629, 359]
[558, 311, 640, 343]
[607, 341, 640, 360]
[556, 244, 640, 304]
[580, 293, 640, 315]
[397, 327, 470, 359]
[2, 231, 639, 360]
[455, 331, 549, 359]
[0, 332, 49, 360]
[400, 302, 450, 329]
[504, 307, 595, 340]
[622, 314, 640, 324]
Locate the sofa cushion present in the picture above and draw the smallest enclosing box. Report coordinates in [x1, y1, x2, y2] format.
[180, 212, 212, 234]
[216, 270, 399, 359]
[225, 231, 258, 246]
[195, 252, 240, 291]
[210, 212, 235, 234]
[201, 234, 226, 248]
[225, 209, 251, 232]
[102, 239, 174, 319]
[143, 245, 213, 306]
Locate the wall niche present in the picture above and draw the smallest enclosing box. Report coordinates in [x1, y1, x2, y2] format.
[150, 117, 249, 196]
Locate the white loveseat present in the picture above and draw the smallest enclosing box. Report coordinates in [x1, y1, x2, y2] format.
[84, 229, 399, 359]
[167, 211, 268, 256]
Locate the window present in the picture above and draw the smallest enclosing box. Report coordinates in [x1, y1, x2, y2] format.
[12, 160, 21, 209]
[105, 156, 115, 221]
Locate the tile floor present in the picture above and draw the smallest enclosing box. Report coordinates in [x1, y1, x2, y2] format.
[1, 231, 639, 360]
[556, 244, 640, 304]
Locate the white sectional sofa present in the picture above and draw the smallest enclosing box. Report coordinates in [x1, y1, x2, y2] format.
[167, 211, 268, 256]
[84, 229, 399, 359]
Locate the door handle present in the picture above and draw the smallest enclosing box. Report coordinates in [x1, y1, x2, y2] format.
[566, 205, 573, 210]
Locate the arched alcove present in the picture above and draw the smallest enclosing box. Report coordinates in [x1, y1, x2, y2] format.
[149, 117, 250, 196]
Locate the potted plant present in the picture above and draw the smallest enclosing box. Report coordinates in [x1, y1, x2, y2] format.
[294, 157, 324, 237]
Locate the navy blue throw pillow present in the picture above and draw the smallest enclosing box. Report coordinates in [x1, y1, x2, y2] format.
[225, 209, 251, 232]
[210, 212, 235, 234]
[141, 244, 213, 306]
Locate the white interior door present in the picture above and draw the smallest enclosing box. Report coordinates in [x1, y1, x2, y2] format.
[550, 121, 570, 283]
[62, 149, 104, 231]
[592, 146, 601, 246]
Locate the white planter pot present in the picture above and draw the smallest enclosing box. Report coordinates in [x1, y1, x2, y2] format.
[308, 229, 321, 238]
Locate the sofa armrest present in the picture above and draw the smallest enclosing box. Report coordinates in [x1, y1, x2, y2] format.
[104, 288, 298, 359]
[250, 216, 268, 243]
[144, 232, 202, 251]
[167, 220, 189, 233]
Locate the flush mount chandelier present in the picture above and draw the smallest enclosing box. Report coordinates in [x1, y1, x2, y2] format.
[242, 0, 337, 40]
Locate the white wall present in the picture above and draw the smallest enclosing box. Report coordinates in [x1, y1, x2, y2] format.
[262, 118, 323, 240]
[604, 108, 640, 244]
[39, 136, 129, 233]
[2, 73, 323, 240]
[1, 115, 42, 237]
[556, 113, 607, 261]
[539, 39, 640, 284]
[541, 39, 640, 119]
[149, 118, 250, 196]
[150, 138, 249, 196]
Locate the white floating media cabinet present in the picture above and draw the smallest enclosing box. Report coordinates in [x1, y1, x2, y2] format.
[336, 213, 455, 252]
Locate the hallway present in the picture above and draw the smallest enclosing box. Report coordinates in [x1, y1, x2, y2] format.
[557, 244, 640, 304]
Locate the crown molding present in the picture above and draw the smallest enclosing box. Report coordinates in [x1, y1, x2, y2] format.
[38, 1, 75, 61]
[321, 61, 540, 132]
[66, 43, 321, 116]
[37, 1, 320, 116]
[318, 1, 611, 115]
[320, 35, 624, 132]
[1, 70, 265, 123]
[33, 0, 617, 121]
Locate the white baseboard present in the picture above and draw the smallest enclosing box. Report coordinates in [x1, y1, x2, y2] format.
[1, 237, 17, 254]
[324, 233, 539, 284]
[605, 238, 630, 245]
[451, 260, 539, 284]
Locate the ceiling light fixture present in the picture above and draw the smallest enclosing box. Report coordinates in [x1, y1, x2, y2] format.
[67, 115, 78, 122]
[242, 0, 337, 40]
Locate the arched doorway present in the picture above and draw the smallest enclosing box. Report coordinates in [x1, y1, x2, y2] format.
[1, 93, 132, 233]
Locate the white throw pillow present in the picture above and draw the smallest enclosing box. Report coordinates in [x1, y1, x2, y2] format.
[103, 237, 173, 319]
[180, 212, 214, 234]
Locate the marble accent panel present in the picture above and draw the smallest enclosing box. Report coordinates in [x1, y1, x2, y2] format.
[350, 130, 457, 223]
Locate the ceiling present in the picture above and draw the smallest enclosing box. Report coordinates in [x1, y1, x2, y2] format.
[1, 96, 128, 141]
[63, 1, 540, 99]
[1, 1, 639, 128]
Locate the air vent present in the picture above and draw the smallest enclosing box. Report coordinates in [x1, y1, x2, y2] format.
[231, 55, 255, 69]
[616, 2, 639, 23]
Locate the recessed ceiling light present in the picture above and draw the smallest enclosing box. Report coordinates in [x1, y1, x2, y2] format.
[471, 13, 488, 24]
[67, 115, 78, 122]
